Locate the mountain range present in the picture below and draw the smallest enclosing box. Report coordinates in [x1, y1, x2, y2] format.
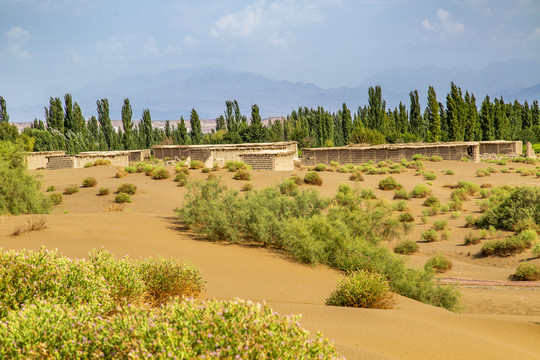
[7, 59, 540, 125]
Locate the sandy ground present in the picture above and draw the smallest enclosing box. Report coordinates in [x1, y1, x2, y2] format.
[1, 160, 540, 359]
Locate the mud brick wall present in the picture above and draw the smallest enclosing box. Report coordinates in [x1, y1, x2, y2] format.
[479, 141, 522, 155]
[274, 152, 295, 171]
[46, 156, 75, 169]
[25, 151, 66, 170]
[241, 154, 274, 171]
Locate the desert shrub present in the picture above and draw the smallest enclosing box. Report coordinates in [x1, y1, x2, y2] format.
[481, 231, 535, 257]
[190, 160, 205, 169]
[143, 164, 155, 176]
[224, 161, 250, 172]
[393, 200, 408, 212]
[290, 174, 304, 185]
[49, 193, 63, 205]
[421, 229, 439, 242]
[349, 171, 364, 181]
[394, 239, 418, 255]
[117, 183, 137, 195]
[93, 159, 111, 166]
[233, 170, 251, 181]
[440, 229, 451, 240]
[0, 142, 51, 215]
[451, 211, 461, 219]
[432, 219, 448, 231]
[399, 212, 415, 223]
[411, 183, 431, 198]
[241, 183, 253, 192]
[64, 185, 79, 195]
[124, 165, 137, 173]
[84, 162, 93, 168]
[421, 216, 429, 224]
[82, 176, 97, 188]
[115, 169, 128, 178]
[314, 163, 327, 172]
[412, 154, 425, 161]
[424, 254, 453, 273]
[393, 189, 411, 200]
[175, 165, 190, 175]
[0, 298, 339, 359]
[152, 167, 170, 180]
[115, 193, 132, 203]
[378, 176, 403, 191]
[424, 172, 437, 180]
[463, 232, 481, 245]
[174, 172, 188, 187]
[11, 216, 48, 236]
[201, 167, 211, 173]
[533, 243, 540, 257]
[429, 155, 442, 162]
[359, 188, 377, 199]
[278, 179, 298, 196]
[448, 199, 463, 211]
[443, 169, 455, 175]
[423, 195, 440, 207]
[511, 263, 540, 281]
[98, 187, 110, 196]
[326, 270, 396, 309]
[477, 186, 540, 231]
[304, 171, 322, 186]
[46, 185, 55, 192]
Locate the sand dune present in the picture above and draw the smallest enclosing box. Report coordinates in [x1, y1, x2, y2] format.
[1, 162, 540, 359]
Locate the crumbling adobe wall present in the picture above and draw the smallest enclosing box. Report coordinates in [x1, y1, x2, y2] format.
[75, 152, 130, 168]
[479, 141, 522, 156]
[46, 156, 75, 169]
[25, 151, 66, 170]
[240, 154, 274, 171]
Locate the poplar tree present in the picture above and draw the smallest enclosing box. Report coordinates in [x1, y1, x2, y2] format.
[409, 90, 423, 139]
[64, 94, 74, 134]
[479, 96, 494, 140]
[97, 99, 114, 150]
[0, 96, 8, 123]
[249, 104, 266, 143]
[532, 100, 540, 127]
[190, 108, 202, 145]
[426, 86, 441, 142]
[367, 86, 386, 132]
[397, 102, 408, 134]
[178, 116, 189, 145]
[121, 98, 133, 149]
[341, 103, 352, 144]
[494, 97, 511, 140]
[446, 82, 465, 141]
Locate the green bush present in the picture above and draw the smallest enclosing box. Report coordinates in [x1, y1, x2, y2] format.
[314, 163, 327, 172]
[84, 162, 93, 168]
[241, 183, 253, 192]
[378, 176, 403, 191]
[481, 231, 535, 257]
[82, 176, 97, 188]
[48, 193, 63, 205]
[98, 187, 110, 196]
[424, 254, 453, 273]
[325, 270, 396, 309]
[423, 195, 440, 207]
[64, 185, 79, 195]
[304, 171, 322, 186]
[174, 172, 188, 187]
[46, 185, 55, 192]
[349, 171, 364, 181]
[290, 174, 304, 185]
[393, 200, 408, 212]
[124, 165, 137, 173]
[393, 189, 411, 200]
[152, 167, 170, 180]
[432, 219, 448, 231]
[117, 183, 137, 195]
[421, 229, 439, 242]
[115, 193, 132, 203]
[399, 212, 415, 223]
[93, 159, 111, 166]
[394, 239, 418, 255]
[532, 243, 540, 257]
[0, 142, 51, 215]
[411, 183, 431, 198]
[463, 232, 481, 245]
[278, 179, 299, 196]
[424, 172, 437, 180]
[190, 160, 205, 169]
[511, 263, 540, 281]
[465, 215, 476, 227]
[224, 160, 250, 172]
[443, 169, 455, 175]
[233, 170, 251, 181]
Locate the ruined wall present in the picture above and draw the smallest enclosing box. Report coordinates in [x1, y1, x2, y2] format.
[75, 152, 130, 168]
[241, 154, 274, 171]
[46, 156, 75, 169]
[274, 152, 295, 171]
[479, 141, 522, 156]
[25, 151, 66, 170]
[128, 150, 152, 163]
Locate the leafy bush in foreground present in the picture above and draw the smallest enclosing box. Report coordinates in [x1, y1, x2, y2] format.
[481, 231, 535, 257]
[0, 298, 340, 359]
[326, 270, 396, 309]
[394, 239, 418, 255]
[511, 263, 540, 281]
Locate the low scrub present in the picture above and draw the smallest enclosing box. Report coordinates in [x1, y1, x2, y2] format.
[349, 171, 364, 181]
[98, 187, 110, 196]
[424, 254, 453, 273]
[411, 183, 431, 198]
[152, 167, 170, 180]
[511, 263, 540, 281]
[394, 239, 418, 255]
[64, 185, 79, 195]
[314, 163, 327, 172]
[224, 161, 250, 172]
[326, 270, 396, 309]
[399, 212, 415, 223]
[481, 231, 535, 257]
[432, 219, 448, 231]
[463, 232, 481, 245]
[233, 170, 251, 181]
[190, 160, 205, 169]
[174, 172, 188, 187]
[241, 183, 253, 192]
[117, 183, 137, 195]
[378, 176, 403, 191]
[49, 193, 63, 205]
[93, 159, 111, 166]
[82, 176, 97, 188]
[304, 171, 323, 186]
[421, 229, 439, 242]
[424, 172, 437, 180]
[115, 193, 132, 203]
[423, 195, 440, 207]
[393, 189, 411, 200]
[11, 216, 47, 236]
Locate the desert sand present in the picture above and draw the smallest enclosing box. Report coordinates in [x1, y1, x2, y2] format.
[1, 160, 540, 359]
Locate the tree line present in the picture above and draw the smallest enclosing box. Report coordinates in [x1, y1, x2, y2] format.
[0, 82, 539, 153]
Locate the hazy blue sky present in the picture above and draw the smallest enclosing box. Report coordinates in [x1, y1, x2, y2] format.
[1, 0, 539, 107]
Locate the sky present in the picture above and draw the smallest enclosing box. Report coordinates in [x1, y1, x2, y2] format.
[1, 0, 539, 111]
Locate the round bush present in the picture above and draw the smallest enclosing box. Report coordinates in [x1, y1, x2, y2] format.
[421, 229, 439, 242]
[304, 171, 322, 186]
[325, 270, 396, 309]
[98, 187, 110, 196]
[463, 232, 480, 246]
[424, 254, 453, 273]
[378, 176, 403, 191]
[423, 195, 440, 207]
[411, 183, 431, 198]
[115, 193, 132, 203]
[49, 193, 63, 205]
[233, 170, 251, 181]
[64, 185, 79, 195]
[82, 177, 97, 188]
[153, 167, 170, 180]
[117, 183, 137, 195]
[511, 263, 540, 281]
[399, 212, 415, 223]
[241, 183, 253, 192]
[394, 239, 418, 255]
[314, 164, 327, 172]
[349, 171, 364, 181]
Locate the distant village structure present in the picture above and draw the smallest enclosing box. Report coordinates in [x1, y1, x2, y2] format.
[25, 140, 526, 171]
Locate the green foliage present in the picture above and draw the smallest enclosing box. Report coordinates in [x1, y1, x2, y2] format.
[46, 185, 55, 192]
[82, 176, 97, 187]
[304, 171, 323, 186]
[394, 239, 418, 255]
[314, 163, 327, 171]
[115, 193, 132, 203]
[49, 193, 63, 205]
[349, 171, 364, 181]
[233, 169, 251, 181]
[241, 183, 253, 192]
[152, 167, 170, 180]
[463, 232, 481, 245]
[399, 212, 415, 223]
[393, 188, 411, 200]
[424, 172, 437, 180]
[98, 187, 109, 196]
[432, 219, 448, 231]
[224, 160, 250, 172]
[421, 229, 439, 242]
[326, 270, 396, 309]
[393, 200, 408, 212]
[84, 162, 93, 168]
[423, 195, 440, 207]
[0, 142, 51, 215]
[533, 243, 540, 257]
[443, 169, 455, 175]
[93, 159, 111, 166]
[190, 160, 205, 169]
[174, 172, 188, 187]
[278, 179, 299, 196]
[378, 176, 403, 191]
[424, 254, 453, 273]
[64, 185, 79, 195]
[511, 263, 540, 281]
[124, 165, 137, 173]
[117, 183, 137, 195]
[411, 183, 431, 198]
[481, 231, 535, 257]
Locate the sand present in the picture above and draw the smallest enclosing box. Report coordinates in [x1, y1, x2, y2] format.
[1, 160, 540, 359]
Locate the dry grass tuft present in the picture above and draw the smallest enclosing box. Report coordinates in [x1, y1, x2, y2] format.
[12, 216, 48, 236]
[105, 203, 126, 212]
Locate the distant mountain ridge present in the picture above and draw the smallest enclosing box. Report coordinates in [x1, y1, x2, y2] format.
[7, 59, 540, 123]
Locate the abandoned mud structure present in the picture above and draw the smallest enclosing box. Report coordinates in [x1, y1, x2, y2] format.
[301, 141, 523, 166]
[25, 150, 151, 170]
[152, 142, 298, 171]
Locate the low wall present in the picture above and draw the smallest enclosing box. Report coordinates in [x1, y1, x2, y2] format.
[46, 156, 75, 170]
[25, 151, 66, 170]
[478, 141, 522, 156]
[75, 152, 131, 168]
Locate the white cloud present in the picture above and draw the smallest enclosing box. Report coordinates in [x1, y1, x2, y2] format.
[66, 49, 84, 63]
[4, 26, 31, 60]
[5, 26, 30, 41]
[421, 8, 464, 36]
[530, 27, 540, 41]
[8, 44, 31, 60]
[143, 37, 159, 58]
[94, 35, 136, 62]
[211, 1, 265, 37]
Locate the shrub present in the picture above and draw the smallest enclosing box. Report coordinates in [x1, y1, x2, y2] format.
[424, 172, 437, 180]
[511, 263, 540, 281]
[440, 229, 451, 240]
[11, 216, 48, 236]
[64, 185, 79, 195]
[533, 243, 540, 257]
[93, 159, 111, 166]
[443, 169, 455, 175]
[290, 174, 304, 185]
[84, 162, 93, 168]
[432, 219, 448, 231]
[394, 239, 418, 255]
[393, 200, 408, 212]
[465, 215, 476, 227]
[117, 183, 137, 195]
[233, 170, 251, 181]
[463, 232, 481, 245]
[46, 185, 55, 192]
[481, 232, 535, 257]
[115, 193, 132, 203]
[421, 229, 439, 242]
[124, 165, 137, 173]
[115, 169, 128, 178]
[378, 176, 403, 191]
[190, 160, 205, 169]
[201, 167, 211, 173]
[411, 184, 431, 198]
[423, 195, 440, 207]
[98, 187, 110, 196]
[241, 183, 253, 192]
[153, 167, 170, 180]
[429, 156, 443, 162]
[278, 179, 298, 195]
[451, 211, 461, 219]
[314, 163, 327, 172]
[393, 189, 411, 200]
[174, 173, 188, 187]
[175, 164, 190, 175]
[224, 161, 249, 172]
[399, 212, 415, 223]
[325, 270, 396, 309]
[143, 164, 155, 176]
[49, 193, 63, 205]
[82, 177, 97, 188]
[349, 171, 364, 181]
[304, 171, 322, 186]
[424, 254, 453, 273]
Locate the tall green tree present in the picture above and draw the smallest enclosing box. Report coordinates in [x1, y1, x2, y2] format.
[446, 82, 466, 141]
[45, 97, 65, 134]
[479, 95, 494, 140]
[494, 97, 511, 140]
[121, 98, 133, 150]
[397, 102, 408, 134]
[465, 93, 481, 141]
[64, 94, 74, 135]
[367, 86, 386, 132]
[178, 116, 189, 145]
[409, 90, 423, 139]
[97, 99, 114, 150]
[341, 103, 352, 145]
[532, 100, 540, 127]
[0, 96, 9, 123]
[189, 108, 202, 145]
[426, 86, 441, 142]
[139, 109, 153, 148]
[249, 104, 266, 143]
